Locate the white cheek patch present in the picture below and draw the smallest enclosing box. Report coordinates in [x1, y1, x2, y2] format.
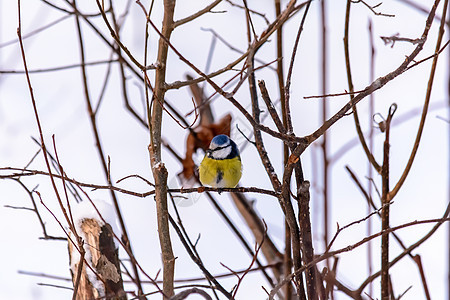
[211, 145, 232, 159]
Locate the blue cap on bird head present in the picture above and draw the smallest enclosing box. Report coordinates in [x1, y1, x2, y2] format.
[210, 134, 230, 148]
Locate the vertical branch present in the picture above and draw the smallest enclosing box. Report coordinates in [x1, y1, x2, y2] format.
[249, 34, 307, 300]
[153, 164, 173, 298]
[319, 0, 330, 275]
[147, 0, 176, 297]
[258, 82, 307, 298]
[72, 247, 85, 300]
[380, 104, 396, 299]
[243, 16, 283, 210]
[367, 19, 375, 299]
[283, 222, 293, 298]
[448, 4, 450, 300]
[257, 76, 307, 298]
[380, 144, 390, 299]
[298, 181, 317, 300]
[244, 10, 290, 293]
[275, 0, 286, 118]
[274, 1, 293, 296]
[281, 3, 313, 298]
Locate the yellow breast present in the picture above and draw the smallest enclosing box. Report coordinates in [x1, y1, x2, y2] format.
[199, 156, 242, 188]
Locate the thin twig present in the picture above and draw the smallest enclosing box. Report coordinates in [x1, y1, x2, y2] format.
[0, 59, 118, 74]
[284, 0, 312, 134]
[169, 288, 213, 300]
[352, 0, 395, 17]
[0, 15, 71, 48]
[173, 0, 222, 28]
[224, 0, 270, 24]
[380, 34, 424, 47]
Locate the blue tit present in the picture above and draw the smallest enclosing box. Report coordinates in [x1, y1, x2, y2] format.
[199, 134, 242, 188]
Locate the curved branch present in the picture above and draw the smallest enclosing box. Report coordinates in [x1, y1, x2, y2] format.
[95, 0, 145, 70]
[344, 0, 381, 173]
[389, 0, 448, 199]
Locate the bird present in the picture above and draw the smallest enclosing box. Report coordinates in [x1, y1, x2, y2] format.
[199, 134, 242, 189]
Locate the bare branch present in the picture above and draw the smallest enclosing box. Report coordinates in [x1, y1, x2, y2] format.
[173, 0, 223, 28]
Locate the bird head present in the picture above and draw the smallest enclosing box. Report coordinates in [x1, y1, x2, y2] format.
[206, 134, 236, 160]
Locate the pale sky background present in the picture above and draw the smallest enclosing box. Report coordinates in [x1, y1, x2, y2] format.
[0, 0, 449, 299]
